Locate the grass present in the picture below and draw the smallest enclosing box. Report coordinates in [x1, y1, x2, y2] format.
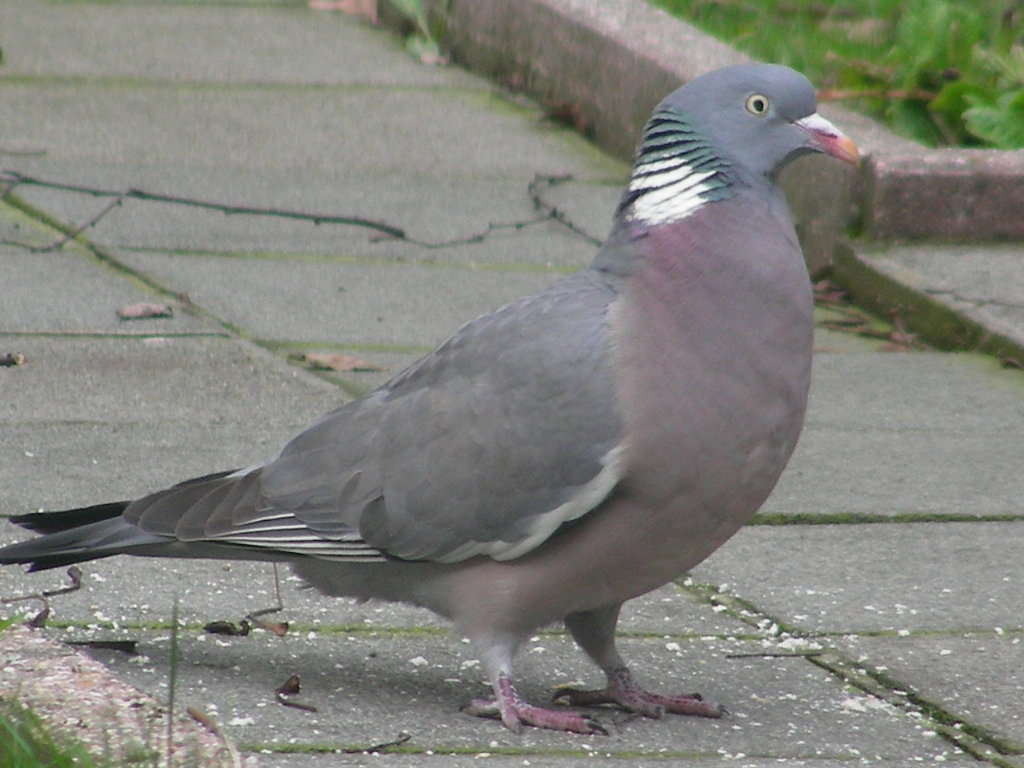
[0, 699, 107, 768]
[651, 0, 1024, 148]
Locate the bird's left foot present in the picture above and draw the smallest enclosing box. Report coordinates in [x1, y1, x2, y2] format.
[553, 666, 726, 719]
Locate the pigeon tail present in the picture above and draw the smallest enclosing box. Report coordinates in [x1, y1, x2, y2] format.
[9, 500, 131, 535]
[0, 516, 168, 572]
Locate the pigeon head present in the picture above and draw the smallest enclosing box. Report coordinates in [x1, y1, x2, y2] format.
[618, 63, 857, 227]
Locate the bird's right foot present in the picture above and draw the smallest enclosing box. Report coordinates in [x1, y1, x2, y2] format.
[462, 672, 608, 735]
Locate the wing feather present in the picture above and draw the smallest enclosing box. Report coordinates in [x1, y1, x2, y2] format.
[114, 269, 625, 565]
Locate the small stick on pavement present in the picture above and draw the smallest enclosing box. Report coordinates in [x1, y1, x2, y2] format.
[1, 565, 83, 626]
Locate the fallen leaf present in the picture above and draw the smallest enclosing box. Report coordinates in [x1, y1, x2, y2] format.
[203, 619, 251, 636]
[544, 101, 587, 133]
[290, 351, 385, 372]
[275, 675, 302, 697]
[187, 707, 217, 731]
[116, 302, 173, 320]
[250, 617, 289, 636]
[275, 674, 318, 712]
[28, 605, 50, 628]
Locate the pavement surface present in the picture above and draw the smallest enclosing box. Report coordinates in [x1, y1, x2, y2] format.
[1, 2, 1023, 767]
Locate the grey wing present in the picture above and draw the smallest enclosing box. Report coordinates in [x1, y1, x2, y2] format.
[259, 268, 625, 563]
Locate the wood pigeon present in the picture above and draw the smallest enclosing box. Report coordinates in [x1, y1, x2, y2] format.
[0, 63, 857, 734]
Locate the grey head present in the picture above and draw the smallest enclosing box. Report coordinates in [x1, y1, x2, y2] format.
[616, 63, 857, 227]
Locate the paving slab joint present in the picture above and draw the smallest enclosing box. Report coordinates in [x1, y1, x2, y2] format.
[808, 651, 1024, 765]
[1, 187, 348, 397]
[679, 577, 1023, 764]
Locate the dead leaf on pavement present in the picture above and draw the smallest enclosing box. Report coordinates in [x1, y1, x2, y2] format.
[116, 302, 173, 320]
[187, 707, 217, 731]
[27, 605, 50, 628]
[544, 101, 588, 134]
[249, 617, 289, 637]
[203, 620, 251, 636]
[276, 675, 302, 697]
[275, 674, 318, 712]
[290, 351, 385, 372]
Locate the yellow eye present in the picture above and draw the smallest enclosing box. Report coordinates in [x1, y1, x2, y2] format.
[745, 94, 770, 115]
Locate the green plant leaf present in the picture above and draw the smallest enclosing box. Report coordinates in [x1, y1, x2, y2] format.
[931, 80, 991, 118]
[964, 88, 1024, 147]
[928, 79, 990, 142]
[886, 99, 944, 145]
[389, 0, 428, 35]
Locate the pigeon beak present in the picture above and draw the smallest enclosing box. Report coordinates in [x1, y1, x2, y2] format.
[794, 112, 859, 165]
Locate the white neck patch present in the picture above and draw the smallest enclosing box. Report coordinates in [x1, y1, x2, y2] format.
[626, 158, 718, 226]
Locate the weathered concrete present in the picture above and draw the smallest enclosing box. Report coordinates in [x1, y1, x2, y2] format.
[1, 1, 1023, 766]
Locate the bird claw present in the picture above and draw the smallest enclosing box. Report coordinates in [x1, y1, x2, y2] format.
[465, 673, 610, 735]
[463, 697, 608, 735]
[553, 671, 725, 720]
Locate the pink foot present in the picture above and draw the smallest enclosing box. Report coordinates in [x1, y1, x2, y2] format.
[463, 673, 609, 735]
[553, 666, 726, 719]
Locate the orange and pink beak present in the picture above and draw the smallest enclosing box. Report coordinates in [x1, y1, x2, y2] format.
[794, 112, 860, 165]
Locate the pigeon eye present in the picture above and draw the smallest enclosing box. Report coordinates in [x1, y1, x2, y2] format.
[745, 94, 770, 115]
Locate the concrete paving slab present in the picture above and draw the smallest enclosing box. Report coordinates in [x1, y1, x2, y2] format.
[10, 169, 614, 267]
[3, 0, 1024, 763]
[71, 631, 959, 762]
[834, 633, 1024, 754]
[690, 523, 1024, 634]
[0, 200, 59, 250]
[765, 340, 1024, 518]
[268, 756, 975, 768]
[0, 335, 331, 426]
[0, 244, 215, 334]
[1, 0, 487, 89]
[767, 428, 1024, 517]
[0, 545, 751, 638]
[808, 347, 1024, 433]
[288, 348, 428, 398]
[0, 84, 621, 182]
[0, 335, 341, 510]
[0, 422, 269, 513]
[113, 250, 565, 347]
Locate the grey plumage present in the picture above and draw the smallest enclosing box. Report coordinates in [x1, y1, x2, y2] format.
[1, 63, 857, 734]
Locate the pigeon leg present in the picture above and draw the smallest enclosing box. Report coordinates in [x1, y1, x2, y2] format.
[463, 672, 608, 735]
[559, 605, 725, 718]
